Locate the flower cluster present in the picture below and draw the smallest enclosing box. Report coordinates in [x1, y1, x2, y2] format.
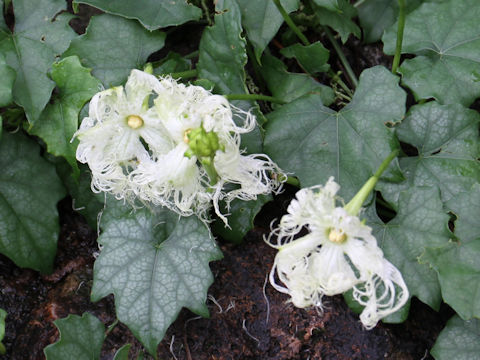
[267, 177, 409, 329]
[75, 69, 284, 223]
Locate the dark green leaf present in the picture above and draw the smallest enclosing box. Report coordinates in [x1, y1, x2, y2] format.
[312, 0, 360, 43]
[264, 66, 404, 199]
[311, 0, 340, 12]
[56, 161, 104, 230]
[153, 52, 191, 76]
[64, 14, 165, 86]
[423, 240, 480, 320]
[431, 315, 480, 360]
[0, 53, 15, 107]
[280, 42, 330, 74]
[235, 0, 299, 63]
[369, 187, 451, 311]
[421, 184, 480, 320]
[29, 56, 101, 177]
[381, 102, 480, 208]
[213, 194, 271, 244]
[382, 0, 480, 106]
[0, 308, 6, 353]
[261, 54, 334, 106]
[198, 0, 262, 153]
[357, 0, 425, 43]
[91, 198, 223, 355]
[0, 0, 76, 122]
[74, 0, 201, 30]
[44, 313, 105, 360]
[447, 183, 480, 243]
[0, 132, 65, 273]
[113, 344, 131, 360]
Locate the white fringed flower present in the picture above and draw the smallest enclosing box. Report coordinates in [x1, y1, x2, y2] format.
[267, 177, 409, 329]
[128, 75, 284, 222]
[76, 69, 284, 222]
[75, 69, 172, 199]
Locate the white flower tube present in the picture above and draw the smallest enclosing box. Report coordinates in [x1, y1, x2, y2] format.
[267, 176, 409, 329]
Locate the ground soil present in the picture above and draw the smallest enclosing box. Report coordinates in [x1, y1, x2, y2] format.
[0, 187, 453, 360]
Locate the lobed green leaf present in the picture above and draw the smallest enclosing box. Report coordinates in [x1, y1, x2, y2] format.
[213, 194, 271, 244]
[0, 0, 76, 123]
[381, 102, 480, 209]
[431, 315, 480, 360]
[280, 42, 330, 74]
[235, 0, 299, 63]
[264, 66, 404, 199]
[29, 56, 101, 177]
[64, 14, 165, 87]
[74, 0, 201, 30]
[261, 54, 334, 106]
[312, 0, 360, 43]
[369, 187, 451, 311]
[0, 132, 65, 273]
[422, 184, 480, 320]
[44, 313, 105, 360]
[383, 0, 480, 106]
[91, 198, 223, 355]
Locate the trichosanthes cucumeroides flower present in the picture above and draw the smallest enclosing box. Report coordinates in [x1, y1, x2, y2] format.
[74, 69, 284, 223]
[266, 152, 409, 329]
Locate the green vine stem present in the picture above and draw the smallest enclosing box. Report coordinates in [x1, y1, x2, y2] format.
[225, 94, 286, 104]
[168, 69, 198, 79]
[272, 0, 310, 46]
[324, 27, 359, 88]
[392, 0, 406, 74]
[344, 149, 399, 216]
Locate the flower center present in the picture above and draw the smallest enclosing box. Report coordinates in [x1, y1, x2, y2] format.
[328, 228, 347, 243]
[126, 115, 144, 129]
[183, 129, 192, 144]
[183, 126, 224, 159]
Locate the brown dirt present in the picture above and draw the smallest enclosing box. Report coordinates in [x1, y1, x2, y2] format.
[0, 190, 451, 360]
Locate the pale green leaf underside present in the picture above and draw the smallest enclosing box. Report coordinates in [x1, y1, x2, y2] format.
[0, 0, 76, 123]
[370, 187, 450, 311]
[197, 0, 261, 154]
[91, 199, 222, 355]
[44, 313, 105, 360]
[64, 14, 166, 86]
[235, 0, 299, 63]
[381, 102, 480, 209]
[383, 0, 480, 106]
[29, 56, 101, 177]
[75, 0, 201, 30]
[264, 66, 404, 199]
[431, 315, 480, 360]
[0, 132, 65, 273]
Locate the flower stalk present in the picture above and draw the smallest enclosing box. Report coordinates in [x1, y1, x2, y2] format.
[345, 149, 399, 215]
[392, 0, 406, 74]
